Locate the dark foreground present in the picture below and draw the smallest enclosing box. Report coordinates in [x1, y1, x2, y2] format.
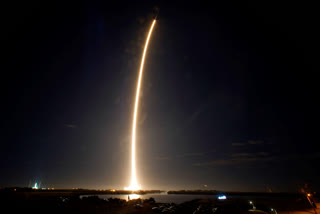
[0, 189, 318, 214]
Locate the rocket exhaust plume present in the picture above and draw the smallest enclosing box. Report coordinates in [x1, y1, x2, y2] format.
[125, 19, 156, 191]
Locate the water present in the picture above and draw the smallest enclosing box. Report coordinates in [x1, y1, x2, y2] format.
[82, 193, 285, 204]
[82, 193, 219, 204]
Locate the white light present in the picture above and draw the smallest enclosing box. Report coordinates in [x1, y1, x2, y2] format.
[128, 194, 140, 200]
[32, 182, 38, 189]
[218, 195, 227, 200]
[125, 19, 157, 191]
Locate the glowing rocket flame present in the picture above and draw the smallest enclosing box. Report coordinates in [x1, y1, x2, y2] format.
[125, 20, 156, 191]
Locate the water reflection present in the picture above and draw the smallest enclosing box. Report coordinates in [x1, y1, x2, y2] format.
[94, 193, 218, 204]
[128, 194, 140, 200]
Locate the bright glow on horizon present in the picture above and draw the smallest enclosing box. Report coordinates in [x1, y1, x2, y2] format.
[125, 19, 157, 191]
[218, 195, 227, 200]
[128, 194, 140, 200]
[32, 182, 38, 189]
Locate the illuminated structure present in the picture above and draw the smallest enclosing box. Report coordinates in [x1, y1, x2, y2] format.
[125, 19, 156, 191]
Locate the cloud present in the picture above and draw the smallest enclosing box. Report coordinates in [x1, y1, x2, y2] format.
[231, 152, 269, 157]
[65, 124, 77, 129]
[193, 152, 275, 167]
[233, 156, 276, 163]
[154, 156, 171, 161]
[193, 159, 234, 166]
[178, 152, 205, 158]
[193, 157, 275, 167]
[193, 151, 320, 168]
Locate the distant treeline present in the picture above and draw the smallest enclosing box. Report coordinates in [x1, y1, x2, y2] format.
[168, 190, 218, 195]
[167, 190, 310, 197]
[0, 187, 163, 195]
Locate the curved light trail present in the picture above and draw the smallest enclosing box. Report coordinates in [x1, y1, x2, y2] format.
[125, 19, 156, 191]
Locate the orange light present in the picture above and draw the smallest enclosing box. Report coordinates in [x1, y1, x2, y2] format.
[307, 193, 311, 197]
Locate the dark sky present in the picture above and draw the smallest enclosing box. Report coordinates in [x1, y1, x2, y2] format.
[1, 0, 319, 192]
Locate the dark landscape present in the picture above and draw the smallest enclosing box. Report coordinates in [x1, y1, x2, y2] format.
[1, 188, 319, 214]
[2, 1, 319, 214]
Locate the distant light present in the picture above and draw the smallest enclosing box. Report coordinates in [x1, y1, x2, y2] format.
[32, 182, 38, 189]
[218, 195, 227, 200]
[307, 193, 311, 197]
[249, 200, 253, 204]
[111, 189, 116, 192]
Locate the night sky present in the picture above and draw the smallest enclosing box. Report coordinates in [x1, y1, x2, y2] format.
[1, 0, 319, 192]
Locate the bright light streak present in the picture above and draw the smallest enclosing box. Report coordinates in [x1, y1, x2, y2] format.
[125, 19, 156, 191]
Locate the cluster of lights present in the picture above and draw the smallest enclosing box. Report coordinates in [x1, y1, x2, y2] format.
[217, 194, 227, 200]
